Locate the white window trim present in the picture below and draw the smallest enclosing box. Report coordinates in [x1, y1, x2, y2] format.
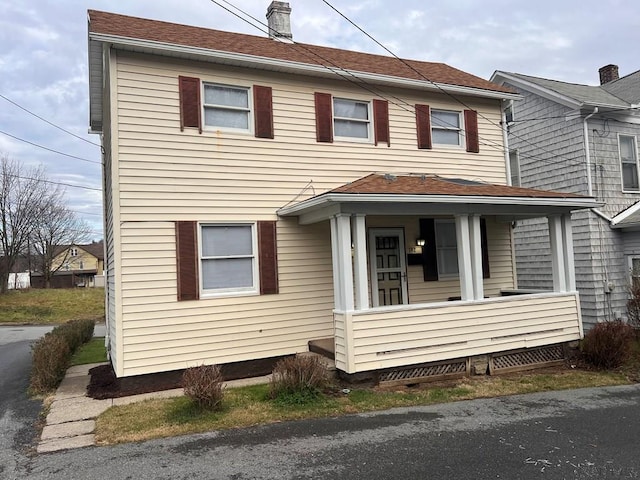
[435, 219, 459, 279]
[202, 82, 254, 134]
[431, 109, 464, 148]
[509, 148, 521, 187]
[198, 222, 259, 298]
[619, 134, 640, 193]
[332, 97, 372, 143]
[70, 247, 78, 257]
[629, 256, 640, 284]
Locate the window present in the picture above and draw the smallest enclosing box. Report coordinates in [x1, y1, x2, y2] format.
[504, 102, 514, 126]
[79, 261, 84, 270]
[200, 224, 256, 294]
[431, 109, 462, 146]
[333, 98, 371, 141]
[435, 219, 458, 276]
[203, 84, 251, 132]
[70, 248, 78, 257]
[620, 135, 639, 191]
[509, 149, 521, 187]
[630, 257, 640, 289]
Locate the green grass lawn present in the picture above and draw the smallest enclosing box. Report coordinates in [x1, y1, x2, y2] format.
[70, 337, 108, 365]
[0, 288, 105, 324]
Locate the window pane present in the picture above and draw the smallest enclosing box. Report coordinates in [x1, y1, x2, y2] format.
[204, 85, 248, 108]
[335, 119, 368, 138]
[202, 258, 253, 289]
[623, 163, 639, 190]
[204, 107, 249, 129]
[202, 225, 252, 257]
[436, 222, 457, 247]
[333, 99, 368, 120]
[438, 249, 459, 275]
[509, 150, 520, 187]
[432, 129, 460, 145]
[620, 136, 636, 161]
[432, 111, 460, 129]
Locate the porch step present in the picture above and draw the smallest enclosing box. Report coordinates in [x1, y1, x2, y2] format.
[298, 351, 336, 371]
[308, 338, 335, 361]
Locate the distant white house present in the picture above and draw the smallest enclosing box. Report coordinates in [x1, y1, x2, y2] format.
[8, 272, 30, 290]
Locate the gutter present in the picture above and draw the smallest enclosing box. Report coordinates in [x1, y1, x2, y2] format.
[592, 208, 612, 223]
[583, 107, 599, 196]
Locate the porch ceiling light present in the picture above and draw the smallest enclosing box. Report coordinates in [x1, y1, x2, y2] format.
[416, 238, 426, 247]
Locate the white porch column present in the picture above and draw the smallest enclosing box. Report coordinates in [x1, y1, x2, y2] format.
[561, 213, 576, 291]
[329, 216, 343, 310]
[335, 214, 354, 311]
[455, 214, 474, 301]
[352, 214, 369, 310]
[469, 214, 484, 300]
[548, 214, 567, 292]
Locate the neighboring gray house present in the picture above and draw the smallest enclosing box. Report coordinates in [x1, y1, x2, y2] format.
[491, 65, 640, 329]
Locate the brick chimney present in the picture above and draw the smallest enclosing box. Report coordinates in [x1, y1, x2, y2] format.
[599, 64, 619, 85]
[266, 1, 292, 41]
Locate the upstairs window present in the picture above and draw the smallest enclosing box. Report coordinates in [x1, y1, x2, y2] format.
[620, 135, 639, 192]
[70, 247, 78, 257]
[333, 98, 371, 141]
[509, 149, 521, 187]
[203, 84, 251, 132]
[431, 109, 462, 146]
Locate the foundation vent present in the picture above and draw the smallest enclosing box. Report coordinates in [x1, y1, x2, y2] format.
[490, 345, 565, 374]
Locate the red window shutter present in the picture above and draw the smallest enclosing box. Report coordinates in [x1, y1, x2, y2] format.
[253, 85, 274, 139]
[178, 76, 202, 133]
[373, 99, 390, 146]
[258, 221, 278, 295]
[415, 104, 432, 149]
[314, 92, 333, 143]
[464, 109, 479, 153]
[175, 221, 199, 301]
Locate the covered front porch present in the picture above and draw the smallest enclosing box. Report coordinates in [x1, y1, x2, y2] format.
[279, 174, 600, 375]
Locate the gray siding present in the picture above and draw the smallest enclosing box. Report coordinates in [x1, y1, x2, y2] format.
[506, 83, 640, 329]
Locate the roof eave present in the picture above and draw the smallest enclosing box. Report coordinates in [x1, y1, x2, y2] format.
[277, 192, 602, 217]
[491, 71, 582, 109]
[88, 32, 519, 100]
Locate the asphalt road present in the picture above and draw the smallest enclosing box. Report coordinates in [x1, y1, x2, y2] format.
[2, 325, 640, 479]
[10, 383, 640, 480]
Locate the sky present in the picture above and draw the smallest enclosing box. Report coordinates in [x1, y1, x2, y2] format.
[0, 0, 638, 238]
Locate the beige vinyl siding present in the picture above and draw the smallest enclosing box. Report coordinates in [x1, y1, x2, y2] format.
[111, 51, 510, 376]
[118, 219, 334, 376]
[336, 292, 581, 373]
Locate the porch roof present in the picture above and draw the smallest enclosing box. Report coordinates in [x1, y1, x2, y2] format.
[278, 174, 602, 224]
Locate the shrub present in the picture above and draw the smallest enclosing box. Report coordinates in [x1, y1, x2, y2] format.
[30, 334, 71, 393]
[582, 320, 635, 369]
[269, 355, 329, 404]
[627, 280, 640, 329]
[30, 318, 96, 394]
[183, 364, 225, 410]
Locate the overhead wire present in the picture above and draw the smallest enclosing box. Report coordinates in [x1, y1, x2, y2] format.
[0, 93, 102, 148]
[0, 130, 102, 165]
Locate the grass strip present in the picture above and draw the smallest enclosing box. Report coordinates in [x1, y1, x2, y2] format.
[70, 337, 107, 366]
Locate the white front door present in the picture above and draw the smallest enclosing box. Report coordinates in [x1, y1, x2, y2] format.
[369, 228, 408, 307]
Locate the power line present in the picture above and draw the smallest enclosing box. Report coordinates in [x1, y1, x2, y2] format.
[5, 172, 102, 192]
[0, 130, 102, 165]
[0, 93, 102, 148]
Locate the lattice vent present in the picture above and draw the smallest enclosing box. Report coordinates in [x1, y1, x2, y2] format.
[379, 360, 467, 384]
[492, 345, 564, 371]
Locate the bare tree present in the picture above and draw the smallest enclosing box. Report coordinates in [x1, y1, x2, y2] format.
[0, 154, 52, 293]
[30, 189, 92, 288]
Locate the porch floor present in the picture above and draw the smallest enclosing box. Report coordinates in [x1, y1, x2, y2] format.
[308, 338, 335, 361]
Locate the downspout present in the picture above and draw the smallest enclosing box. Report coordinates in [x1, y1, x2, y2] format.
[502, 100, 513, 185]
[583, 107, 598, 197]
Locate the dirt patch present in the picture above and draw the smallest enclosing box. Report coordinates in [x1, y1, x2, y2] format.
[87, 355, 291, 399]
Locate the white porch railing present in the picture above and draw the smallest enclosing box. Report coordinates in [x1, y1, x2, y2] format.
[334, 292, 582, 374]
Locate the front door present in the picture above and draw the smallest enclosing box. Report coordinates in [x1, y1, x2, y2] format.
[369, 228, 408, 307]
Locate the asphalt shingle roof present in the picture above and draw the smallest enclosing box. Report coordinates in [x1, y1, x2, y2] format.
[88, 10, 512, 94]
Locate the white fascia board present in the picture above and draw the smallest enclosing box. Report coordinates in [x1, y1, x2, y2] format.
[491, 71, 582, 109]
[277, 193, 602, 216]
[611, 200, 640, 226]
[89, 32, 519, 101]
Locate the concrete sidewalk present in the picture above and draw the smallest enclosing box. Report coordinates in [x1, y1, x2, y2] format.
[37, 363, 271, 453]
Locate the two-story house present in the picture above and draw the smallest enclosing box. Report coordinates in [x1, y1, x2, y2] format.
[492, 66, 640, 329]
[88, 4, 598, 381]
[31, 241, 105, 288]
